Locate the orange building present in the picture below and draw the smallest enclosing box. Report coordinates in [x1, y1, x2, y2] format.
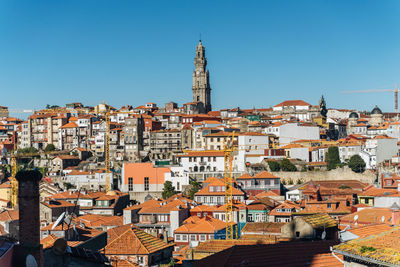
[122, 162, 171, 202]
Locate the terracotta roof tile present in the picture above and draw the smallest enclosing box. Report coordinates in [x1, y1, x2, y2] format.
[103, 224, 173, 255]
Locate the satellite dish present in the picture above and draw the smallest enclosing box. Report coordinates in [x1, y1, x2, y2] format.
[381, 216, 385, 222]
[26, 254, 38, 267]
[354, 215, 359, 221]
[52, 212, 66, 230]
[321, 231, 326, 240]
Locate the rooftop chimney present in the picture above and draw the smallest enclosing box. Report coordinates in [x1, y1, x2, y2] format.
[15, 170, 43, 267]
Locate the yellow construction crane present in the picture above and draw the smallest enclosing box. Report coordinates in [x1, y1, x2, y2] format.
[341, 85, 399, 113]
[10, 150, 61, 208]
[10, 156, 18, 208]
[104, 110, 111, 193]
[224, 131, 237, 240]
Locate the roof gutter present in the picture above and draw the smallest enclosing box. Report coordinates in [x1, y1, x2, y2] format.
[331, 248, 399, 267]
[329, 246, 343, 264]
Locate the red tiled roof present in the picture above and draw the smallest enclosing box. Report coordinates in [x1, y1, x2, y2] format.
[274, 100, 311, 107]
[195, 179, 244, 196]
[103, 224, 173, 255]
[175, 216, 227, 234]
[195, 241, 339, 267]
[60, 122, 78, 129]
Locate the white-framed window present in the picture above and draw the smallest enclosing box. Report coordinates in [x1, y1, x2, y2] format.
[261, 213, 267, 221]
[190, 235, 196, 241]
[175, 234, 181, 241]
[200, 235, 206, 241]
[182, 234, 187, 241]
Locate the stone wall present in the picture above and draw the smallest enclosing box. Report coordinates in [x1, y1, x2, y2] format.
[272, 167, 376, 185]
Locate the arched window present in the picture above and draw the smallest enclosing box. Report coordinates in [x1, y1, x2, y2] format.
[194, 166, 198, 172]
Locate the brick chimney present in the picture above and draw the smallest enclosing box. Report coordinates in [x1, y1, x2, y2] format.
[390, 202, 400, 225]
[15, 170, 43, 267]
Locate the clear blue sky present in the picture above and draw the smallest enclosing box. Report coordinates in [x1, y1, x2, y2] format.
[1, 0, 400, 115]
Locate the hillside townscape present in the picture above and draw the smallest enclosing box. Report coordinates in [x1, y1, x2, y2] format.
[0, 39, 400, 266]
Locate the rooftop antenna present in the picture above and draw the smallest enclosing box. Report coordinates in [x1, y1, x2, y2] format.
[52, 211, 66, 230]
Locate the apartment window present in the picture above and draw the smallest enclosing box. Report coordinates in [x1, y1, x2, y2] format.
[213, 157, 216, 162]
[190, 235, 196, 241]
[175, 234, 181, 241]
[248, 214, 253, 222]
[261, 213, 267, 221]
[128, 177, 133, 191]
[182, 235, 187, 241]
[327, 203, 332, 208]
[138, 256, 144, 264]
[200, 235, 206, 241]
[144, 177, 149, 191]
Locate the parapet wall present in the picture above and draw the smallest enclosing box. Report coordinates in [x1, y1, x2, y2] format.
[272, 167, 376, 185]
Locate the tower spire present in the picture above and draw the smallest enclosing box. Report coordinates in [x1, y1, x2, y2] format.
[192, 40, 212, 113]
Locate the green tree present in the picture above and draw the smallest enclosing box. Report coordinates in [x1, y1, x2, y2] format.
[268, 161, 281, 172]
[162, 181, 176, 199]
[44, 144, 56, 152]
[63, 182, 75, 190]
[0, 164, 10, 178]
[326, 146, 340, 170]
[280, 158, 297, 172]
[18, 147, 38, 154]
[39, 167, 48, 176]
[188, 180, 201, 200]
[348, 155, 366, 173]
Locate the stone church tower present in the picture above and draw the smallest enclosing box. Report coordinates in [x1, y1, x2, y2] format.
[192, 40, 212, 113]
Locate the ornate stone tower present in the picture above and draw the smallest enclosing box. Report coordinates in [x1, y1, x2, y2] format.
[192, 40, 212, 113]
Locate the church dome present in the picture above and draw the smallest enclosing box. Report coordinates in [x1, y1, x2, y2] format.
[349, 112, 359, 119]
[371, 105, 383, 115]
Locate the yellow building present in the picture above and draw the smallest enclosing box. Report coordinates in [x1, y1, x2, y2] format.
[0, 181, 12, 204]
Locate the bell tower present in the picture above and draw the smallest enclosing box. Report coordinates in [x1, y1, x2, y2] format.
[192, 40, 212, 113]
